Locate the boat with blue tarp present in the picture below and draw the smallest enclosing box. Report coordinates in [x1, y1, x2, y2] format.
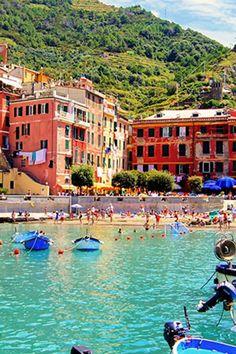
[11, 231, 38, 243]
[21, 234, 53, 251]
[72, 234, 103, 251]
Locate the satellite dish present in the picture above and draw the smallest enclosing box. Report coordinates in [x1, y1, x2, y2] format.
[215, 239, 236, 261]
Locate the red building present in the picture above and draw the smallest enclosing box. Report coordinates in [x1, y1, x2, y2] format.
[131, 109, 236, 180]
[9, 91, 88, 194]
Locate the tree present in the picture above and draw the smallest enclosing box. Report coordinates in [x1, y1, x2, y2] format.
[146, 170, 174, 192]
[130, 170, 147, 190]
[71, 164, 94, 193]
[112, 171, 136, 190]
[188, 176, 202, 193]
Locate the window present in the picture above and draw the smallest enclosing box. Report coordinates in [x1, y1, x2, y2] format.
[233, 161, 236, 171]
[216, 126, 224, 134]
[137, 129, 143, 137]
[179, 144, 186, 156]
[5, 116, 10, 127]
[16, 127, 20, 140]
[137, 146, 143, 157]
[148, 128, 155, 137]
[2, 136, 9, 149]
[65, 157, 72, 170]
[203, 141, 210, 154]
[92, 133, 94, 145]
[87, 132, 90, 144]
[87, 153, 91, 164]
[10, 181, 14, 189]
[148, 145, 155, 157]
[16, 141, 23, 150]
[163, 164, 169, 171]
[65, 125, 70, 137]
[231, 126, 236, 134]
[65, 140, 70, 150]
[103, 136, 106, 146]
[97, 155, 100, 167]
[80, 129, 85, 141]
[176, 164, 189, 174]
[81, 151, 85, 163]
[87, 112, 90, 123]
[22, 124, 30, 136]
[161, 127, 172, 137]
[216, 141, 223, 154]
[202, 162, 213, 173]
[38, 104, 41, 114]
[104, 117, 107, 127]
[14, 107, 23, 117]
[92, 113, 95, 124]
[162, 144, 169, 157]
[108, 158, 111, 168]
[40, 140, 48, 149]
[233, 142, 236, 152]
[6, 96, 10, 106]
[200, 126, 207, 134]
[75, 150, 78, 164]
[91, 154, 94, 165]
[176, 127, 189, 137]
[110, 119, 112, 129]
[73, 127, 79, 140]
[215, 162, 223, 172]
[98, 135, 101, 147]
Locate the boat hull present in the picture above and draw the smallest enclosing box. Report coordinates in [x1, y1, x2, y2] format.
[215, 263, 236, 284]
[23, 236, 50, 251]
[173, 337, 236, 354]
[74, 237, 102, 251]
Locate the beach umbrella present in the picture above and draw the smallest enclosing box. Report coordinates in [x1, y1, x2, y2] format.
[71, 203, 82, 209]
[204, 180, 217, 185]
[205, 184, 222, 191]
[216, 177, 236, 189]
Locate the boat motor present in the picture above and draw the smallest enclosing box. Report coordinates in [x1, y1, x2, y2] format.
[214, 238, 236, 263]
[163, 321, 187, 349]
[71, 346, 92, 354]
[197, 280, 236, 313]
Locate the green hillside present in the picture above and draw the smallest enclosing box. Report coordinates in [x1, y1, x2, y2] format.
[0, 0, 232, 116]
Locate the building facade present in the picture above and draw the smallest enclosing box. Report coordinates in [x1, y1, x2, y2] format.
[131, 109, 236, 180]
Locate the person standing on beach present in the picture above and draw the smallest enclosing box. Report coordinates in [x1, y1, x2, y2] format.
[227, 212, 233, 229]
[11, 210, 16, 223]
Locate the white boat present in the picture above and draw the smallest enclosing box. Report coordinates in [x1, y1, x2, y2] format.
[214, 236, 236, 284]
[72, 235, 103, 251]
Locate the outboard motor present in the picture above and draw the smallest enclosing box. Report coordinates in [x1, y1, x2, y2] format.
[71, 346, 92, 354]
[197, 280, 236, 312]
[164, 321, 187, 349]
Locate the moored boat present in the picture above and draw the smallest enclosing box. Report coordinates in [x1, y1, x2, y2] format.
[11, 231, 38, 243]
[164, 319, 236, 354]
[214, 236, 236, 284]
[22, 235, 53, 251]
[172, 337, 236, 354]
[72, 235, 103, 251]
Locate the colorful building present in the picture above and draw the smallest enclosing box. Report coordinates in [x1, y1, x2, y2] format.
[131, 109, 236, 180]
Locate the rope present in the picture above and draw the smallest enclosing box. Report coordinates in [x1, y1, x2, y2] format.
[216, 306, 225, 327]
[200, 271, 216, 289]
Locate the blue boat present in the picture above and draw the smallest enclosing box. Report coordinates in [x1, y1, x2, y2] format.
[11, 231, 38, 243]
[172, 337, 236, 354]
[164, 320, 236, 354]
[22, 235, 52, 251]
[72, 235, 103, 251]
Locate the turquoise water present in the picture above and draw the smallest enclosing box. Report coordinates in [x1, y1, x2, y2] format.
[0, 224, 235, 354]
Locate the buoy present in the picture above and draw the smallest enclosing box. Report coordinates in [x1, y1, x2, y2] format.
[162, 234, 165, 238]
[180, 232, 182, 235]
[127, 236, 131, 241]
[183, 232, 186, 235]
[13, 248, 20, 255]
[190, 229, 193, 233]
[58, 248, 64, 255]
[0, 239, 3, 245]
[114, 238, 118, 241]
[140, 236, 144, 240]
[152, 235, 155, 239]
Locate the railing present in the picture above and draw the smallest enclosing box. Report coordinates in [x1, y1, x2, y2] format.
[104, 107, 115, 115]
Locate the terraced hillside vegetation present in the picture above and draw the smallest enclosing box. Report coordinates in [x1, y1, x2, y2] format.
[0, 0, 234, 117]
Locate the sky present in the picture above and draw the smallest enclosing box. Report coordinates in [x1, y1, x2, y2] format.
[102, 0, 236, 47]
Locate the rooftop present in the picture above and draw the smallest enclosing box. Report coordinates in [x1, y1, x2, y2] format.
[143, 109, 228, 121]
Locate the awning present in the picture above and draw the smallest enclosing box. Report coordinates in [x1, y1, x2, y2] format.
[92, 182, 112, 189]
[0, 77, 22, 89]
[58, 184, 77, 191]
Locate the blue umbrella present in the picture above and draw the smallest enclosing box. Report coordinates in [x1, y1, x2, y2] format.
[216, 177, 236, 189]
[205, 184, 222, 191]
[204, 179, 216, 185]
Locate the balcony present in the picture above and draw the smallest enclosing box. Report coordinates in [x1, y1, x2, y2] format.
[104, 107, 115, 116]
[55, 111, 74, 123]
[74, 118, 90, 128]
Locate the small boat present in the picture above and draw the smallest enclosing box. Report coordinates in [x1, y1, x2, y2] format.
[22, 235, 53, 251]
[172, 337, 236, 353]
[11, 231, 38, 243]
[164, 316, 236, 354]
[72, 235, 103, 251]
